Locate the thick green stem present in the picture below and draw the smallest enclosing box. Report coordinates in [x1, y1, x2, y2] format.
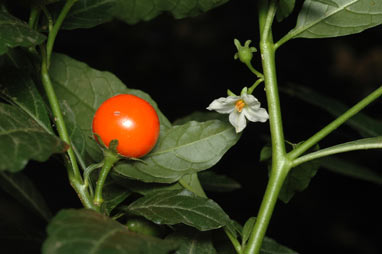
[41, 50, 96, 210]
[46, 0, 77, 66]
[243, 1, 291, 253]
[93, 151, 120, 207]
[287, 86, 382, 161]
[28, 6, 40, 29]
[243, 162, 289, 254]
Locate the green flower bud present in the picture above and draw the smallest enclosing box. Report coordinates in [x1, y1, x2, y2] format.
[234, 39, 257, 64]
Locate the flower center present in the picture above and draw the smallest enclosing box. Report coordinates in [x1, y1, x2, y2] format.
[235, 99, 246, 112]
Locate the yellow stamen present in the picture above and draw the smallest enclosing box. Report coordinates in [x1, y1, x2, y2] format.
[235, 99, 245, 112]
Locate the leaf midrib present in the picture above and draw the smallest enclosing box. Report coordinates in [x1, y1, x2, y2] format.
[290, 0, 359, 38]
[148, 122, 232, 157]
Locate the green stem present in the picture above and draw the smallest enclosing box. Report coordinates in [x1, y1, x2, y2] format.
[93, 151, 120, 207]
[287, 86, 382, 161]
[28, 6, 40, 29]
[243, 1, 290, 253]
[245, 62, 264, 79]
[243, 162, 289, 254]
[46, 0, 77, 66]
[225, 227, 243, 254]
[41, 48, 95, 209]
[292, 137, 382, 167]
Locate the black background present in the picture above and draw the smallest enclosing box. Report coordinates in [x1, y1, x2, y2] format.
[1, 0, 382, 253]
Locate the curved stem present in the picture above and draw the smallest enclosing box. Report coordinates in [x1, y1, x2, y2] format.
[46, 0, 77, 67]
[287, 86, 382, 161]
[292, 137, 382, 167]
[93, 151, 120, 207]
[28, 6, 40, 29]
[41, 48, 95, 210]
[225, 227, 243, 254]
[245, 62, 264, 79]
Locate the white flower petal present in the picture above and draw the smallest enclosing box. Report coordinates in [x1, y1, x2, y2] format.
[242, 93, 261, 109]
[243, 107, 269, 123]
[207, 96, 239, 114]
[229, 110, 247, 133]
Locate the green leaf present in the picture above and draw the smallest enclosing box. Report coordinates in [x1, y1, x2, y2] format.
[242, 217, 256, 246]
[260, 237, 298, 254]
[276, 0, 296, 22]
[49, 53, 171, 163]
[0, 103, 67, 172]
[173, 111, 227, 125]
[198, 171, 241, 192]
[125, 189, 233, 231]
[179, 173, 206, 197]
[53, 0, 116, 30]
[166, 230, 216, 254]
[266, 143, 320, 203]
[320, 156, 382, 184]
[0, 9, 46, 55]
[111, 173, 184, 196]
[111, 0, 230, 25]
[0, 67, 53, 134]
[282, 84, 382, 137]
[313, 0, 339, 7]
[42, 209, 177, 254]
[114, 120, 240, 183]
[280, 158, 319, 203]
[289, 0, 382, 39]
[0, 171, 52, 221]
[100, 178, 131, 215]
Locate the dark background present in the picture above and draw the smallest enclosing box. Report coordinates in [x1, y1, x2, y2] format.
[1, 0, 382, 253]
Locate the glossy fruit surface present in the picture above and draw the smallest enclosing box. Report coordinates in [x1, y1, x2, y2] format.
[92, 94, 160, 158]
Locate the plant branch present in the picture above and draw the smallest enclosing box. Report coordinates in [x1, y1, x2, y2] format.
[46, 0, 77, 67]
[292, 137, 382, 167]
[243, 1, 291, 253]
[93, 151, 120, 207]
[41, 50, 95, 209]
[287, 86, 382, 161]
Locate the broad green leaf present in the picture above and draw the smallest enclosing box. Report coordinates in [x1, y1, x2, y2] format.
[0, 67, 53, 134]
[260, 237, 298, 254]
[53, 0, 117, 29]
[289, 0, 382, 39]
[0, 9, 46, 55]
[0, 103, 67, 172]
[126, 217, 166, 237]
[100, 178, 131, 215]
[111, 173, 184, 196]
[42, 209, 177, 254]
[179, 173, 206, 197]
[173, 111, 226, 125]
[313, 0, 339, 6]
[281, 84, 382, 137]
[166, 230, 216, 254]
[114, 120, 240, 183]
[0, 171, 52, 221]
[263, 143, 320, 203]
[320, 156, 382, 184]
[242, 217, 256, 246]
[276, 0, 296, 22]
[280, 157, 319, 203]
[112, 0, 230, 24]
[198, 171, 241, 192]
[125, 189, 233, 231]
[49, 53, 171, 163]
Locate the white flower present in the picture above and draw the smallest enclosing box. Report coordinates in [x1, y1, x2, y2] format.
[207, 93, 269, 133]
